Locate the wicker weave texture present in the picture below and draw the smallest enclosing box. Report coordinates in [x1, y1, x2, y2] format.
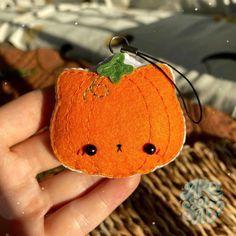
[90, 140, 236, 236]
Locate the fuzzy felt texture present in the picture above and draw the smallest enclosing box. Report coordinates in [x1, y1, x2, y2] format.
[97, 53, 133, 83]
[50, 64, 185, 178]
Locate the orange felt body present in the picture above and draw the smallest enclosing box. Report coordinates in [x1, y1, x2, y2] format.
[50, 64, 185, 178]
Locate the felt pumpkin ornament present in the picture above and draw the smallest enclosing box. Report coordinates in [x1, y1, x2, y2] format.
[50, 39, 202, 178]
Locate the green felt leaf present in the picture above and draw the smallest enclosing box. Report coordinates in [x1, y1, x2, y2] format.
[97, 53, 133, 84]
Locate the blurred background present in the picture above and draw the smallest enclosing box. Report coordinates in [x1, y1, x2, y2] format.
[0, 0, 236, 118]
[0, 2, 236, 235]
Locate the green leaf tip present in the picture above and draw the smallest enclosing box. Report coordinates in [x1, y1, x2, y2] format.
[97, 53, 133, 84]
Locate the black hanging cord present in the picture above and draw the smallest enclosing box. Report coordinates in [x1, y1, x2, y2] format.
[108, 36, 203, 124]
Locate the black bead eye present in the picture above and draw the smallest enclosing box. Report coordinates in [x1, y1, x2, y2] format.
[143, 143, 156, 155]
[83, 144, 97, 156]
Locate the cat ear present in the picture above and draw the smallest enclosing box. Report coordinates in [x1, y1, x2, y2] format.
[157, 63, 175, 81]
[140, 63, 176, 97]
[56, 70, 94, 99]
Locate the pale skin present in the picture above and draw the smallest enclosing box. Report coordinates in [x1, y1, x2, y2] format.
[0, 88, 140, 236]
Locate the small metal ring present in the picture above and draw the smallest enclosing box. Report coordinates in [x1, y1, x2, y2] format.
[108, 35, 130, 54]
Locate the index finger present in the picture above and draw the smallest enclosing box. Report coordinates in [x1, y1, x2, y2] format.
[45, 175, 141, 236]
[0, 87, 55, 148]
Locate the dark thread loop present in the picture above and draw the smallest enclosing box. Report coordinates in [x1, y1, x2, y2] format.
[109, 35, 130, 54]
[108, 36, 203, 124]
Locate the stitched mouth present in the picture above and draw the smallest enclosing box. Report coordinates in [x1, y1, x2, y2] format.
[117, 144, 122, 152]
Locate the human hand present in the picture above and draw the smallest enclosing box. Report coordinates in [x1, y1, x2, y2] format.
[0, 88, 140, 236]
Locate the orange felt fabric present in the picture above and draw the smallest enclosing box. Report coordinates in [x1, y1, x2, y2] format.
[50, 64, 185, 178]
